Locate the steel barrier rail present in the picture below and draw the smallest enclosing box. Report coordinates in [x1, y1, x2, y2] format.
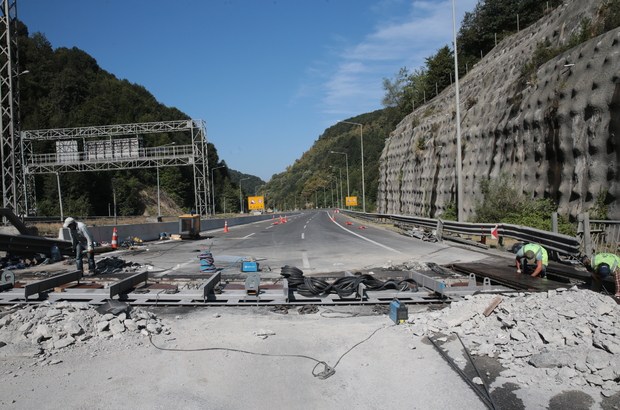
[340, 210, 581, 256]
[0, 233, 73, 256]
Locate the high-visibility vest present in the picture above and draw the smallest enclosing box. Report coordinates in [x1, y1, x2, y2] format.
[591, 253, 620, 272]
[522, 244, 548, 266]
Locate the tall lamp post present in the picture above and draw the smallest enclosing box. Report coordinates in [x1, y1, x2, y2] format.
[330, 151, 350, 208]
[211, 165, 226, 216]
[452, 0, 463, 221]
[239, 177, 250, 214]
[330, 166, 343, 209]
[338, 121, 365, 213]
[111, 178, 117, 225]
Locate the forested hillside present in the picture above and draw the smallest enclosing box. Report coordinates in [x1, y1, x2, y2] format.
[16, 22, 261, 217]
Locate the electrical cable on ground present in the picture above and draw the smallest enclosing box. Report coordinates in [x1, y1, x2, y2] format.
[148, 323, 394, 380]
[280, 265, 419, 298]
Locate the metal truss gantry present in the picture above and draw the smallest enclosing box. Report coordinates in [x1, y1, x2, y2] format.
[0, 0, 23, 216]
[22, 120, 211, 217]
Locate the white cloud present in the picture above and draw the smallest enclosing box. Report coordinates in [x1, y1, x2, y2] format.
[320, 0, 478, 118]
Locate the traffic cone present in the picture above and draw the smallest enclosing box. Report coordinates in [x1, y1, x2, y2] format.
[331, 215, 335, 222]
[111, 227, 118, 249]
[223, 221, 229, 233]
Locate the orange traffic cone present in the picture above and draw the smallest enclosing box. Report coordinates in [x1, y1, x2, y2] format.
[223, 221, 229, 233]
[331, 215, 335, 222]
[111, 227, 118, 249]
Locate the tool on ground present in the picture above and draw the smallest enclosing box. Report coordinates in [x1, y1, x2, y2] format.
[389, 298, 408, 324]
[241, 261, 259, 272]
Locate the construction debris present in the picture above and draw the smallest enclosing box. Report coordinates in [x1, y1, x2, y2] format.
[406, 288, 620, 393]
[0, 301, 168, 360]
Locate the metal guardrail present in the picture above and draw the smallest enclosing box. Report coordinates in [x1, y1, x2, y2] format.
[577, 214, 620, 256]
[341, 210, 582, 256]
[588, 220, 620, 254]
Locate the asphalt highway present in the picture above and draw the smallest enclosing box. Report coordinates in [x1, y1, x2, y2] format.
[122, 210, 488, 280]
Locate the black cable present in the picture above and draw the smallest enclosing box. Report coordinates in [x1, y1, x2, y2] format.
[148, 321, 394, 379]
[332, 325, 394, 369]
[148, 332, 333, 377]
[281, 266, 419, 297]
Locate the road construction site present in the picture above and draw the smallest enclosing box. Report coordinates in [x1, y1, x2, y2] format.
[0, 209, 612, 307]
[0, 210, 619, 409]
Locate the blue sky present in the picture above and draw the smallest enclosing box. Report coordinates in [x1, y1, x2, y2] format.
[20, 0, 478, 182]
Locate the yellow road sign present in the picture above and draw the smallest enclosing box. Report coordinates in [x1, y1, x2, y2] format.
[346, 196, 358, 206]
[248, 196, 265, 210]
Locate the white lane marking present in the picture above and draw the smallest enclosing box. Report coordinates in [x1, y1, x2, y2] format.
[304, 225, 307, 229]
[327, 212, 402, 254]
[302, 251, 310, 269]
[301, 233, 305, 240]
[243, 233, 255, 239]
[154, 259, 196, 277]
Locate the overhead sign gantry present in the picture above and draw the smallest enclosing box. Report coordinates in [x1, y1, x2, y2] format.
[21, 120, 211, 217]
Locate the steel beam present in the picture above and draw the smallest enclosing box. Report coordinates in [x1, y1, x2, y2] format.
[109, 271, 148, 299]
[24, 270, 82, 300]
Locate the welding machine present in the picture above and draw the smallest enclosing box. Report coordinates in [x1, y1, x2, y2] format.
[241, 261, 259, 272]
[389, 299, 408, 324]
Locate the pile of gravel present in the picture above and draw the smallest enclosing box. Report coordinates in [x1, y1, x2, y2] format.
[405, 287, 620, 395]
[0, 301, 169, 361]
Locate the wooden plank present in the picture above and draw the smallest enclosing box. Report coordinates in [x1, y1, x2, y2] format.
[483, 297, 502, 317]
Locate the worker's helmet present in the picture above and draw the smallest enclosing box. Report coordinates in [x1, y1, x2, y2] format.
[524, 250, 536, 262]
[511, 242, 524, 254]
[63, 217, 75, 228]
[596, 263, 611, 279]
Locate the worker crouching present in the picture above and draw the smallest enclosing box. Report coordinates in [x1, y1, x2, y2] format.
[63, 217, 96, 275]
[512, 243, 548, 278]
[583, 253, 620, 299]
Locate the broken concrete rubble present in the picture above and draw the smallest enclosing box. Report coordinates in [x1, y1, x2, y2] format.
[0, 301, 168, 359]
[405, 288, 620, 393]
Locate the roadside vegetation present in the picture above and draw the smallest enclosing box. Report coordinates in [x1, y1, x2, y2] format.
[473, 173, 576, 235]
[521, 0, 620, 80]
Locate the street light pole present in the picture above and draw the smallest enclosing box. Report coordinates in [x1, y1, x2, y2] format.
[330, 166, 343, 209]
[111, 178, 117, 225]
[330, 151, 350, 207]
[239, 177, 250, 214]
[452, 0, 464, 222]
[211, 165, 226, 216]
[338, 121, 365, 213]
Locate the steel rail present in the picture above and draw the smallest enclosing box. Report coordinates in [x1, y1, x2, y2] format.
[341, 210, 581, 256]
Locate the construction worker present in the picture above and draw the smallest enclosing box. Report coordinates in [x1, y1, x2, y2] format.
[583, 253, 620, 298]
[63, 217, 96, 275]
[512, 243, 548, 278]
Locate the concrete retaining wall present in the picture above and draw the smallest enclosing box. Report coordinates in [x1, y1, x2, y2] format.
[58, 213, 298, 243]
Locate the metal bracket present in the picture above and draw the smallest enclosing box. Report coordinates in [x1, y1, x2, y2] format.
[244, 272, 260, 300]
[0, 270, 15, 291]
